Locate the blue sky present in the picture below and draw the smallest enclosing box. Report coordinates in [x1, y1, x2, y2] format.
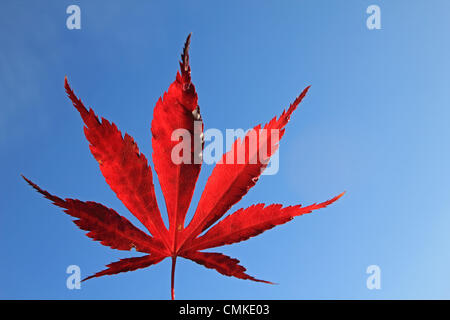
[2, 0, 450, 299]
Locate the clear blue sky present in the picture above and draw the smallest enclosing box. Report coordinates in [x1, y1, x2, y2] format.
[2, 0, 450, 299]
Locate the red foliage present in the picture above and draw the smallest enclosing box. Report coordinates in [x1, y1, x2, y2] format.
[23, 34, 343, 299]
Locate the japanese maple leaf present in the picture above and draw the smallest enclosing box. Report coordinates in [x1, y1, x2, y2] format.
[23, 34, 344, 299]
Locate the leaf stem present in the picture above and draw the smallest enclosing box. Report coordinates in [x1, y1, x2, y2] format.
[171, 256, 177, 300]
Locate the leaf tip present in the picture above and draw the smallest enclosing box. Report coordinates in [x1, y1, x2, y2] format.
[262, 279, 277, 285]
[21, 174, 32, 186]
[181, 33, 192, 73]
[64, 75, 70, 89]
[336, 191, 346, 200]
[64, 76, 72, 94]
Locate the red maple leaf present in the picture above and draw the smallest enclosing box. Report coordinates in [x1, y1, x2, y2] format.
[23, 34, 344, 299]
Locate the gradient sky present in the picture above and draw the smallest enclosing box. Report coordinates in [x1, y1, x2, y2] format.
[2, 0, 450, 299]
